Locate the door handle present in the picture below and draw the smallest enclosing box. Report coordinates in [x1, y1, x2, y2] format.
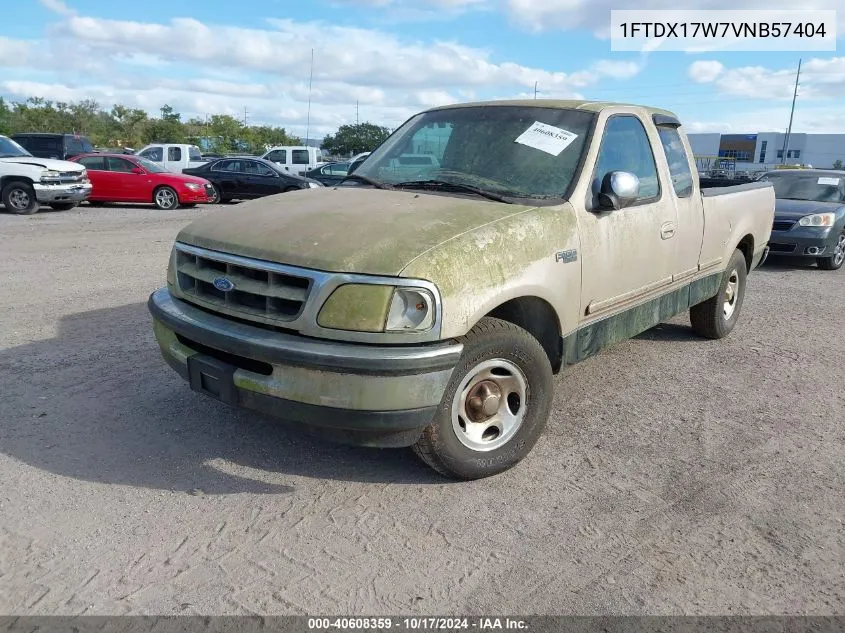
[660, 222, 676, 240]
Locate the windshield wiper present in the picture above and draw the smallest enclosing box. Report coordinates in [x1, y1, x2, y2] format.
[392, 180, 513, 204]
[340, 173, 392, 190]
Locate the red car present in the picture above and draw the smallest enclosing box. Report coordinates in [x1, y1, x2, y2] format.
[69, 153, 214, 209]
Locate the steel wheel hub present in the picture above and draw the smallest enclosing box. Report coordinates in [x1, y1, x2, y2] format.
[451, 358, 528, 452]
[9, 189, 30, 209]
[723, 268, 739, 320]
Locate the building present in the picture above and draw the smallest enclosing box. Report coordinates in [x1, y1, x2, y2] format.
[687, 132, 845, 173]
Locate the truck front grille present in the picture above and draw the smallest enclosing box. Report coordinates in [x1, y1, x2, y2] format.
[43, 171, 86, 185]
[175, 246, 312, 322]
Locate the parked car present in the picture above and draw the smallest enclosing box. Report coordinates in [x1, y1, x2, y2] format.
[261, 146, 324, 176]
[758, 169, 845, 270]
[0, 134, 91, 214]
[305, 161, 351, 186]
[70, 153, 213, 210]
[11, 133, 94, 161]
[147, 99, 774, 480]
[183, 156, 323, 203]
[135, 144, 208, 173]
[347, 153, 369, 175]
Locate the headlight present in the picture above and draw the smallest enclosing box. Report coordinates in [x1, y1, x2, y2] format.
[798, 213, 835, 227]
[184, 182, 202, 191]
[40, 169, 61, 183]
[317, 284, 394, 332]
[386, 288, 435, 332]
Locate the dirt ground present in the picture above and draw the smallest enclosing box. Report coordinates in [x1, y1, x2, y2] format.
[0, 204, 843, 616]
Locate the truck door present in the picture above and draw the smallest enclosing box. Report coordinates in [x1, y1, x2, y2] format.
[654, 120, 703, 280]
[575, 113, 680, 320]
[166, 146, 182, 173]
[291, 148, 310, 176]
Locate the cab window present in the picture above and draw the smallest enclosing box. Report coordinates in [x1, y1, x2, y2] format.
[657, 126, 693, 198]
[140, 147, 163, 162]
[265, 150, 286, 163]
[168, 147, 182, 162]
[592, 115, 660, 205]
[292, 149, 309, 165]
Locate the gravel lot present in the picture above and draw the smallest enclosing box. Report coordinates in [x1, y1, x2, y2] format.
[0, 203, 843, 616]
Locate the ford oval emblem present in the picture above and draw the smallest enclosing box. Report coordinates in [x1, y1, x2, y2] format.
[213, 277, 235, 292]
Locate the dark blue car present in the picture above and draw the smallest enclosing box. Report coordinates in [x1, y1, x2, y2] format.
[760, 169, 845, 270]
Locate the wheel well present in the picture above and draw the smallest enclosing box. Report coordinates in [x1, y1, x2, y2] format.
[486, 296, 562, 373]
[1, 176, 35, 192]
[737, 234, 754, 271]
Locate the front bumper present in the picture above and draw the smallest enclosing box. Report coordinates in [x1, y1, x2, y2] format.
[180, 189, 211, 203]
[768, 226, 839, 257]
[148, 288, 462, 447]
[33, 182, 92, 203]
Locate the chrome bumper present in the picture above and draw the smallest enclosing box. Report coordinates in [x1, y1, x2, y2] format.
[33, 182, 92, 203]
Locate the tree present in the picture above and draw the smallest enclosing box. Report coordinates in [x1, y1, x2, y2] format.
[321, 122, 390, 156]
[834, 159, 843, 170]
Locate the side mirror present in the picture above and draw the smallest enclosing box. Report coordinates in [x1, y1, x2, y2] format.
[598, 171, 639, 211]
[131, 167, 144, 175]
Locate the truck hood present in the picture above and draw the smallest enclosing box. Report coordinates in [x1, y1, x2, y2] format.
[775, 198, 845, 221]
[177, 187, 537, 276]
[0, 156, 85, 171]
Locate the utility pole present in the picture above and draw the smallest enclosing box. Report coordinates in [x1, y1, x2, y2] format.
[243, 107, 248, 127]
[534, 81, 538, 99]
[780, 58, 801, 165]
[356, 100, 359, 126]
[305, 48, 314, 147]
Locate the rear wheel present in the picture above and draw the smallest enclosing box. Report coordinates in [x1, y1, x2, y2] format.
[818, 231, 845, 271]
[690, 248, 747, 339]
[49, 203, 77, 211]
[412, 317, 553, 480]
[2, 182, 39, 215]
[153, 186, 179, 210]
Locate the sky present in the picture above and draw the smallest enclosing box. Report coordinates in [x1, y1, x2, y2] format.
[1, 0, 843, 140]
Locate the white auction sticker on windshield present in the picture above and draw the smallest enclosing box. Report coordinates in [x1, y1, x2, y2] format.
[514, 121, 578, 156]
[818, 177, 840, 185]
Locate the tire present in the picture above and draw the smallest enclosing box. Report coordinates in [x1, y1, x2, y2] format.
[87, 201, 106, 207]
[817, 231, 845, 271]
[412, 317, 554, 480]
[153, 186, 179, 210]
[690, 248, 747, 339]
[2, 182, 39, 215]
[208, 184, 222, 204]
[49, 203, 77, 211]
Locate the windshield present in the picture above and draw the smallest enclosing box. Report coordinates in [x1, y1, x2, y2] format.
[760, 172, 845, 202]
[0, 136, 33, 158]
[352, 105, 595, 200]
[135, 157, 169, 173]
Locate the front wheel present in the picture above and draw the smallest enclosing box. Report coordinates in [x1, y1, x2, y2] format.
[690, 248, 748, 339]
[818, 231, 845, 271]
[153, 186, 179, 210]
[413, 317, 553, 480]
[49, 203, 77, 211]
[2, 182, 39, 215]
[208, 184, 222, 204]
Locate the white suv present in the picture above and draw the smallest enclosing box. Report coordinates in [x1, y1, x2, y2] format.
[0, 135, 91, 214]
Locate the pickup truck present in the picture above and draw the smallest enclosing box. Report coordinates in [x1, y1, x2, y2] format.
[1, 134, 92, 214]
[135, 144, 208, 173]
[148, 100, 775, 480]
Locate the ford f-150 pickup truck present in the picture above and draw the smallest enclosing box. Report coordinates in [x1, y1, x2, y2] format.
[148, 100, 775, 480]
[1, 135, 91, 214]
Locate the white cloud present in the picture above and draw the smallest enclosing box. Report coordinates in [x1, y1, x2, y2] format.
[689, 60, 724, 83]
[37, 0, 75, 15]
[687, 104, 845, 134]
[687, 57, 845, 101]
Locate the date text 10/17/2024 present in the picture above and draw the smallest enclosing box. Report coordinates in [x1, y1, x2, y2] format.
[307, 617, 529, 630]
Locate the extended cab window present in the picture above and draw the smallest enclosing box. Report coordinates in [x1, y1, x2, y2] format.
[592, 115, 660, 204]
[168, 147, 182, 162]
[292, 150, 309, 164]
[141, 147, 163, 162]
[657, 126, 693, 198]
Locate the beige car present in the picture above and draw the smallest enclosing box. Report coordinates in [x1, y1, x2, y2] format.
[148, 100, 775, 480]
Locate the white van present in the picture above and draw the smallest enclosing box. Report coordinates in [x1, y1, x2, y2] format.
[135, 144, 208, 173]
[261, 146, 324, 176]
